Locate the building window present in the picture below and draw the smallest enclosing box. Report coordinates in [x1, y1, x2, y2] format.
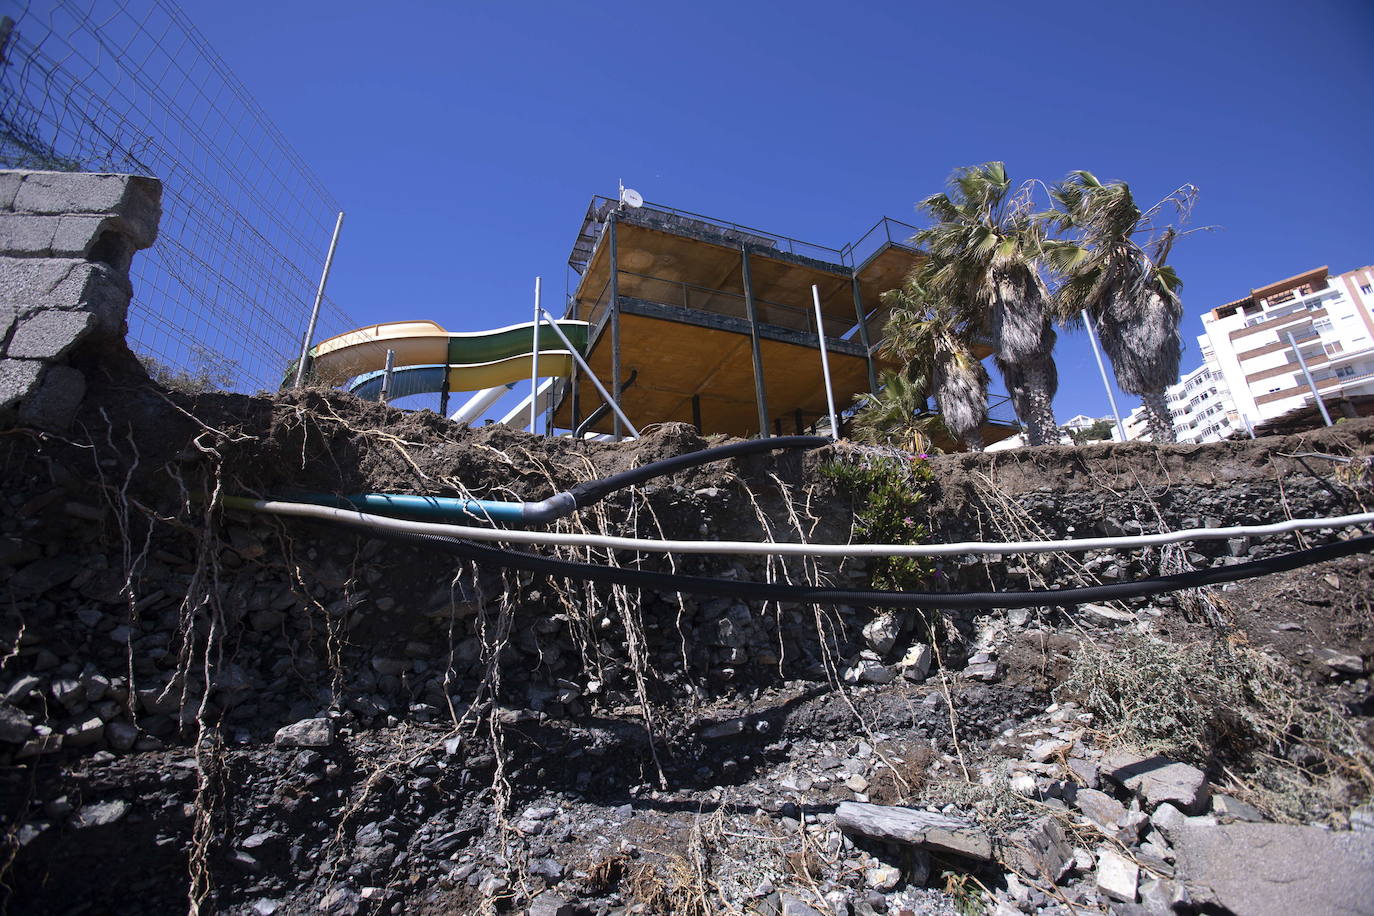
[1326, 341, 1344, 355]
[1313, 318, 1333, 333]
[1335, 365, 1356, 378]
[1361, 283, 1372, 294]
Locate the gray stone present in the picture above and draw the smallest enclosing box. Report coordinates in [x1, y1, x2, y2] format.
[1074, 787, 1126, 832]
[105, 721, 139, 752]
[844, 660, 893, 684]
[1173, 821, 1374, 916]
[898, 643, 933, 681]
[528, 891, 575, 916]
[1316, 648, 1366, 676]
[998, 816, 1071, 881]
[17, 364, 85, 431]
[1095, 846, 1139, 902]
[318, 885, 361, 915]
[862, 613, 899, 656]
[72, 799, 129, 828]
[0, 701, 33, 743]
[1102, 749, 1210, 814]
[779, 893, 825, 916]
[274, 717, 335, 748]
[836, 801, 992, 861]
[1351, 803, 1374, 833]
[0, 360, 43, 411]
[865, 864, 901, 891]
[1212, 794, 1264, 823]
[6, 309, 93, 360]
[64, 715, 106, 747]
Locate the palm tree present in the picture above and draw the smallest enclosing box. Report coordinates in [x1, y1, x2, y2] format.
[879, 283, 990, 451]
[851, 368, 943, 454]
[915, 162, 1060, 445]
[1042, 171, 1193, 442]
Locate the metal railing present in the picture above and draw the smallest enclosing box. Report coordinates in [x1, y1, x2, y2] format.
[588, 195, 849, 265]
[577, 269, 856, 341]
[840, 216, 922, 269]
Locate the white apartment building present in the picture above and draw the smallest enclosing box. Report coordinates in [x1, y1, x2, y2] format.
[1122, 355, 1243, 443]
[1123, 263, 1374, 441]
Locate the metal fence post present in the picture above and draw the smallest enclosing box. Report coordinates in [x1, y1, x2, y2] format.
[294, 210, 345, 388]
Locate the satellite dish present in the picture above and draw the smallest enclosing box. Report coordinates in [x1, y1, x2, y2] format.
[620, 187, 643, 209]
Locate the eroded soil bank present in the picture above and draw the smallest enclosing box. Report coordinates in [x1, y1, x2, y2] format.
[2, 342, 1372, 915]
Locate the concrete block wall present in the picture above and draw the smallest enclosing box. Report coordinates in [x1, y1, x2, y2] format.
[0, 170, 161, 429]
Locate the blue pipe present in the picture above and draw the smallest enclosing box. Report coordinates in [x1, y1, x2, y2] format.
[297, 492, 573, 525]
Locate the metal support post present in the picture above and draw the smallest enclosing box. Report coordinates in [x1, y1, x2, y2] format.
[691, 394, 702, 433]
[850, 274, 878, 393]
[294, 210, 345, 388]
[380, 349, 395, 404]
[538, 306, 641, 438]
[1083, 309, 1126, 441]
[609, 214, 622, 438]
[1286, 330, 1333, 427]
[530, 276, 541, 432]
[812, 285, 840, 440]
[741, 247, 771, 437]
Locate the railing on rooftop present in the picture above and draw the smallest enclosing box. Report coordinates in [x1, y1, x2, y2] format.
[840, 216, 922, 270]
[575, 268, 857, 344]
[585, 195, 849, 265]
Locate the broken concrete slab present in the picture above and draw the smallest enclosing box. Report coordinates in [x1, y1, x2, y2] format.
[1173, 821, 1374, 916]
[1102, 749, 1210, 814]
[17, 364, 86, 431]
[835, 801, 992, 861]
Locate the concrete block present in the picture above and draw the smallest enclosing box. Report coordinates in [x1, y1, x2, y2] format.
[13, 171, 131, 215]
[0, 303, 18, 344]
[18, 364, 86, 430]
[0, 359, 44, 411]
[7, 309, 94, 360]
[10, 172, 161, 250]
[0, 213, 60, 255]
[0, 259, 133, 337]
[0, 172, 23, 211]
[52, 215, 125, 262]
[0, 258, 86, 305]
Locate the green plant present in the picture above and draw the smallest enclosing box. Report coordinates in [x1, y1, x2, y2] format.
[1069, 418, 1115, 444]
[821, 453, 933, 590]
[139, 346, 237, 394]
[1056, 633, 1374, 822]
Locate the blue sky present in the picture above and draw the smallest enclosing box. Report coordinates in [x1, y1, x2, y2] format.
[180, 0, 1374, 425]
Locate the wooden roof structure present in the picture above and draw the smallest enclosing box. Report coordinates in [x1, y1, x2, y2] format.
[551, 198, 1016, 444]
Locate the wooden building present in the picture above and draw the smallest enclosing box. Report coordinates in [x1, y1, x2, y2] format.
[551, 195, 1018, 446]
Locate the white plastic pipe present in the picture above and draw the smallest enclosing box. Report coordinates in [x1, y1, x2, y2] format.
[531, 276, 542, 433]
[451, 384, 515, 425]
[227, 498, 1374, 559]
[812, 284, 839, 440]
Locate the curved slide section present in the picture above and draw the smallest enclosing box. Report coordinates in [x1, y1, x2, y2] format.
[347, 353, 575, 402]
[305, 318, 589, 387]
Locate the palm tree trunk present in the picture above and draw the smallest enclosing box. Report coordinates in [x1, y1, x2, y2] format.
[1141, 390, 1176, 442]
[1020, 363, 1059, 446]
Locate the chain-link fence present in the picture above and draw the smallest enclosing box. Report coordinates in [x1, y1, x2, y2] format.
[0, 0, 356, 391]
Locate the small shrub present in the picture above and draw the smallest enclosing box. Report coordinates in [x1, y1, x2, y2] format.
[820, 453, 934, 590]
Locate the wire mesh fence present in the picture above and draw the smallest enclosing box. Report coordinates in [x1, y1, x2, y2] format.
[0, 0, 356, 391]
